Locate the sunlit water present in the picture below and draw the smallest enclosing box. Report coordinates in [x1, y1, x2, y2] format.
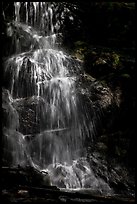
[2, 2, 113, 194]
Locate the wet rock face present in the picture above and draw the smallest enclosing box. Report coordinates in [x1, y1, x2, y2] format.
[87, 153, 135, 196]
[47, 157, 113, 194]
[13, 96, 42, 135]
[2, 22, 39, 57]
[2, 89, 40, 135]
[2, 88, 19, 130]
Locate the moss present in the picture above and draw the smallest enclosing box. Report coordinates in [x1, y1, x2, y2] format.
[74, 41, 87, 47]
[115, 146, 127, 157]
[99, 80, 108, 87]
[120, 73, 131, 79]
[72, 41, 89, 60]
[112, 52, 120, 68]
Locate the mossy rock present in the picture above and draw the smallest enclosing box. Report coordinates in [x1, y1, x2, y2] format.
[120, 73, 131, 79]
[72, 41, 89, 60]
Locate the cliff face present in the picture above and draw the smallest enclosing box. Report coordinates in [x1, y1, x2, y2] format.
[62, 2, 136, 169]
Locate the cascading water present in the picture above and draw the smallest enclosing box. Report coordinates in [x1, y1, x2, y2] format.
[2, 2, 112, 193]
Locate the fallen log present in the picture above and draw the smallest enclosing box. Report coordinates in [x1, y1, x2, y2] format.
[23, 186, 136, 203]
[2, 185, 134, 203]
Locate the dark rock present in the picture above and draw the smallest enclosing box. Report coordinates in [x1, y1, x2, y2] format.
[13, 96, 47, 135]
[2, 166, 52, 188]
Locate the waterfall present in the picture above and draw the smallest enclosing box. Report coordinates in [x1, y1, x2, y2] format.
[2, 2, 112, 193]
